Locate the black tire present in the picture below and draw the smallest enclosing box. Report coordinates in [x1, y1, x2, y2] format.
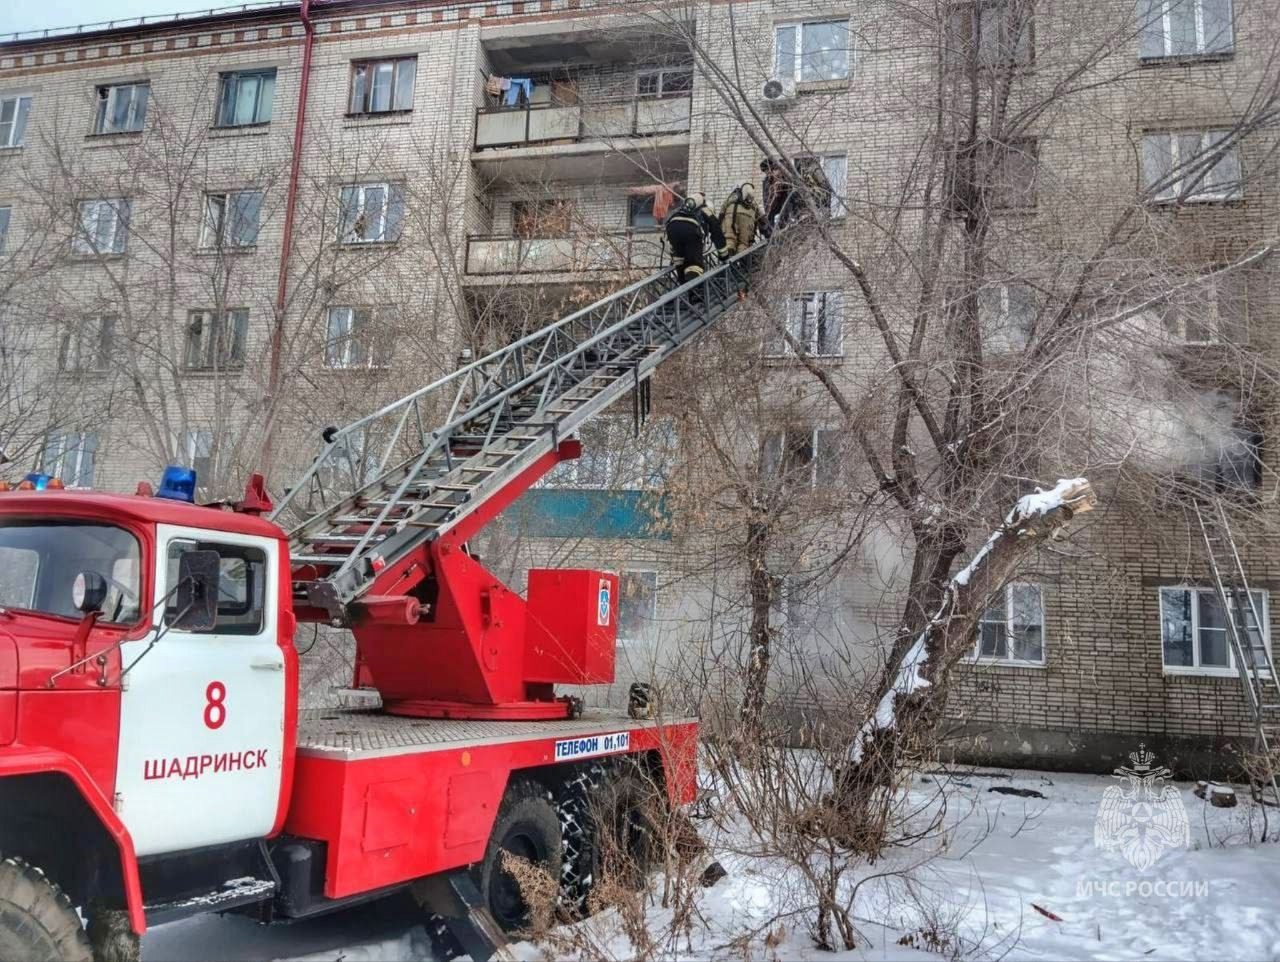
[573, 762, 666, 899]
[87, 908, 139, 962]
[474, 780, 562, 934]
[557, 762, 609, 916]
[0, 855, 92, 962]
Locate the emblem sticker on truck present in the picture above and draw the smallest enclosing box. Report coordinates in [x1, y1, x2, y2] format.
[597, 579, 611, 626]
[555, 731, 630, 762]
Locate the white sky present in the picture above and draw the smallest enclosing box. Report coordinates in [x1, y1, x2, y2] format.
[0, 1, 253, 36]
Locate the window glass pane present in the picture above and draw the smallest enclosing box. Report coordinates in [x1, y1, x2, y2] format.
[823, 155, 847, 216]
[231, 191, 262, 246]
[350, 65, 367, 113]
[0, 207, 10, 254]
[1168, 0, 1198, 54]
[1197, 589, 1229, 666]
[1010, 584, 1044, 661]
[979, 619, 1008, 657]
[1176, 132, 1204, 195]
[234, 75, 260, 125]
[637, 73, 660, 97]
[371, 63, 394, 112]
[775, 25, 797, 78]
[1207, 133, 1241, 196]
[326, 308, 351, 366]
[662, 70, 693, 94]
[394, 59, 416, 110]
[1203, 0, 1233, 52]
[164, 542, 267, 635]
[1139, 0, 1167, 56]
[629, 194, 657, 228]
[9, 97, 28, 147]
[1143, 134, 1174, 198]
[385, 185, 405, 242]
[362, 186, 386, 241]
[1161, 588, 1194, 666]
[800, 21, 850, 81]
[258, 72, 276, 122]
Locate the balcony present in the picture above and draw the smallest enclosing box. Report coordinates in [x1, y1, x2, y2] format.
[472, 96, 691, 183]
[464, 230, 665, 282]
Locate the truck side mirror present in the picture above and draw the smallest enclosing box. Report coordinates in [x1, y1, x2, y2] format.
[174, 550, 220, 632]
[72, 571, 108, 614]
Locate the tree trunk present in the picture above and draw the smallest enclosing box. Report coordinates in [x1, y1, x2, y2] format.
[832, 479, 1097, 853]
[740, 515, 773, 731]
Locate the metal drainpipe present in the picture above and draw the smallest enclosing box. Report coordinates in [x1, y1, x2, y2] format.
[263, 0, 314, 477]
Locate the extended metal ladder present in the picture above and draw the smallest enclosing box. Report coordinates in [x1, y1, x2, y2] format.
[270, 241, 771, 621]
[1194, 498, 1280, 807]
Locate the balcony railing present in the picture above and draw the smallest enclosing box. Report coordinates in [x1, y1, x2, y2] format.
[474, 95, 692, 151]
[465, 230, 665, 275]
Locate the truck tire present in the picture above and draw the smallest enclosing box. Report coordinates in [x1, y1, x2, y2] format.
[586, 764, 664, 892]
[475, 780, 562, 933]
[557, 762, 608, 916]
[87, 908, 139, 962]
[0, 855, 92, 962]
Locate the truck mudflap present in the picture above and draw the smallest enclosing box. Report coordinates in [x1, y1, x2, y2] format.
[0, 747, 147, 935]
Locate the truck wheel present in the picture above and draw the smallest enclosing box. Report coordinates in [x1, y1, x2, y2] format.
[591, 765, 664, 891]
[476, 780, 562, 933]
[557, 762, 608, 916]
[87, 907, 139, 962]
[0, 855, 92, 962]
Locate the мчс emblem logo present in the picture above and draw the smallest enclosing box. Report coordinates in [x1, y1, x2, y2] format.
[1094, 744, 1190, 871]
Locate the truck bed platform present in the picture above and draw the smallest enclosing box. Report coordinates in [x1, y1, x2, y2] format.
[297, 707, 696, 761]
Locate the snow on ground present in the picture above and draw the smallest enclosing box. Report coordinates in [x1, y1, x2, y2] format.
[142, 767, 1280, 961]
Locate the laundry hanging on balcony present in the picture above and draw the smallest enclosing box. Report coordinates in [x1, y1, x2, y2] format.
[504, 78, 534, 106]
[485, 74, 509, 97]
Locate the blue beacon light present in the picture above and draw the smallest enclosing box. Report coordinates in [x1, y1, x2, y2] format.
[156, 465, 198, 503]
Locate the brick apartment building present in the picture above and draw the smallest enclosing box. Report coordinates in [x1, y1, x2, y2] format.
[0, 0, 1274, 775]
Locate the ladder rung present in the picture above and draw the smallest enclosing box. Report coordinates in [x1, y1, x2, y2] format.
[305, 533, 386, 545]
[404, 519, 445, 528]
[432, 483, 475, 492]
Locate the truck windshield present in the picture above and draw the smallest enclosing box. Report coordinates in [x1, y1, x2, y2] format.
[0, 522, 142, 624]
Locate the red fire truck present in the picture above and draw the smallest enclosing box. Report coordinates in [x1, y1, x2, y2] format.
[0, 245, 764, 960]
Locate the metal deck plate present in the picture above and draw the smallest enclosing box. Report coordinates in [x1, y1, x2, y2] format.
[296, 707, 693, 761]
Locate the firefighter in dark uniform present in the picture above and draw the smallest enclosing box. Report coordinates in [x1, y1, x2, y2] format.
[664, 192, 728, 285]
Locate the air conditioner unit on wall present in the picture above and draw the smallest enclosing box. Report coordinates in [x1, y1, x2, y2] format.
[761, 76, 797, 106]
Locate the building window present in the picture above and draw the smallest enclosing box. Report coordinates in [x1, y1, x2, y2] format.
[1140, 0, 1233, 59]
[1160, 269, 1249, 344]
[950, 1, 1034, 66]
[1185, 422, 1262, 492]
[770, 291, 844, 357]
[981, 138, 1039, 207]
[628, 194, 657, 229]
[1160, 586, 1268, 673]
[201, 190, 262, 248]
[979, 282, 1037, 352]
[977, 583, 1045, 663]
[775, 20, 852, 82]
[184, 309, 247, 371]
[94, 82, 149, 135]
[512, 199, 573, 239]
[636, 68, 693, 98]
[1143, 130, 1242, 203]
[0, 95, 31, 148]
[820, 154, 847, 217]
[763, 427, 842, 486]
[58, 315, 114, 372]
[185, 430, 214, 482]
[215, 69, 276, 127]
[41, 432, 98, 488]
[72, 199, 130, 255]
[338, 183, 405, 244]
[325, 307, 392, 369]
[0, 206, 10, 254]
[548, 417, 675, 489]
[618, 570, 658, 643]
[349, 57, 417, 114]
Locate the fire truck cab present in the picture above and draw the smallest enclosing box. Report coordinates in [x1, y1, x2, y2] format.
[0, 483, 697, 962]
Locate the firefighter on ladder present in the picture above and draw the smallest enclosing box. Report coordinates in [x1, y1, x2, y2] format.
[719, 183, 765, 255]
[664, 191, 728, 287]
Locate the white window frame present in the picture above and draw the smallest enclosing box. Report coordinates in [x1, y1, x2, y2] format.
[1161, 270, 1244, 345]
[774, 19, 852, 83]
[215, 68, 276, 127]
[1144, 130, 1242, 203]
[0, 94, 32, 149]
[773, 291, 845, 358]
[72, 199, 129, 255]
[979, 282, 1037, 353]
[184, 308, 248, 371]
[58, 315, 114, 373]
[975, 582, 1046, 665]
[763, 427, 841, 487]
[94, 82, 149, 135]
[0, 206, 10, 254]
[349, 57, 417, 114]
[635, 68, 693, 98]
[617, 569, 658, 644]
[184, 429, 215, 483]
[324, 306, 391, 370]
[338, 182, 404, 245]
[1159, 585, 1270, 677]
[1142, 0, 1234, 58]
[41, 432, 99, 488]
[200, 190, 263, 249]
